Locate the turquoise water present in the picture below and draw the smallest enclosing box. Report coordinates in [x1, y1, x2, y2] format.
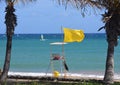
[0, 34, 120, 75]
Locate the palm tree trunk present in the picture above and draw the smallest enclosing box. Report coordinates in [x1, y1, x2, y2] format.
[0, 2, 16, 83]
[0, 34, 12, 83]
[104, 41, 114, 84]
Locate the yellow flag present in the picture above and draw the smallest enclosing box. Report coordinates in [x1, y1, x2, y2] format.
[63, 28, 85, 42]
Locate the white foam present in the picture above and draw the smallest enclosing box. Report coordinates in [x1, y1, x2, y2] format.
[8, 72, 52, 77]
[8, 72, 120, 80]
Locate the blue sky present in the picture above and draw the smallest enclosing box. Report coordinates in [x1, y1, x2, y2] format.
[0, 0, 105, 34]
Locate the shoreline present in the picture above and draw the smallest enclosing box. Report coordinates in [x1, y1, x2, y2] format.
[8, 71, 120, 82]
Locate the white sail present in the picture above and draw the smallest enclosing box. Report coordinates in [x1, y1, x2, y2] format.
[40, 34, 45, 41]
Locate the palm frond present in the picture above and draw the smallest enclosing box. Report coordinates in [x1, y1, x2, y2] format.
[57, 0, 103, 16]
[57, 0, 120, 16]
[58, 0, 103, 9]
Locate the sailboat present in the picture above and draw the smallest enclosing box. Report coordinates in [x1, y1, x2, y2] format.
[40, 34, 45, 41]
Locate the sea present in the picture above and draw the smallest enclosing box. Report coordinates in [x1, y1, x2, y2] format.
[0, 33, 120, 79]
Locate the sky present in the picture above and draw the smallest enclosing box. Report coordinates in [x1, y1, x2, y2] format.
[0, 0, 105, 34]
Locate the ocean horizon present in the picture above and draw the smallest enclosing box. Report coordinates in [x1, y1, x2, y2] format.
[0, 33, 120, 78]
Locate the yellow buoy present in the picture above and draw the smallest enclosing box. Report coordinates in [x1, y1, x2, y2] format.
[53, 71, 60, 77]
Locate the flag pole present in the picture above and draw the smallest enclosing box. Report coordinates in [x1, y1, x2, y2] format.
[61, 26, 67, 78]
[61, 26, 64, 77]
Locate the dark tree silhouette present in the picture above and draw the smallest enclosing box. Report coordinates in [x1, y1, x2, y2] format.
[0, 1, 17, 83]
[0, 0, 36, 83]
